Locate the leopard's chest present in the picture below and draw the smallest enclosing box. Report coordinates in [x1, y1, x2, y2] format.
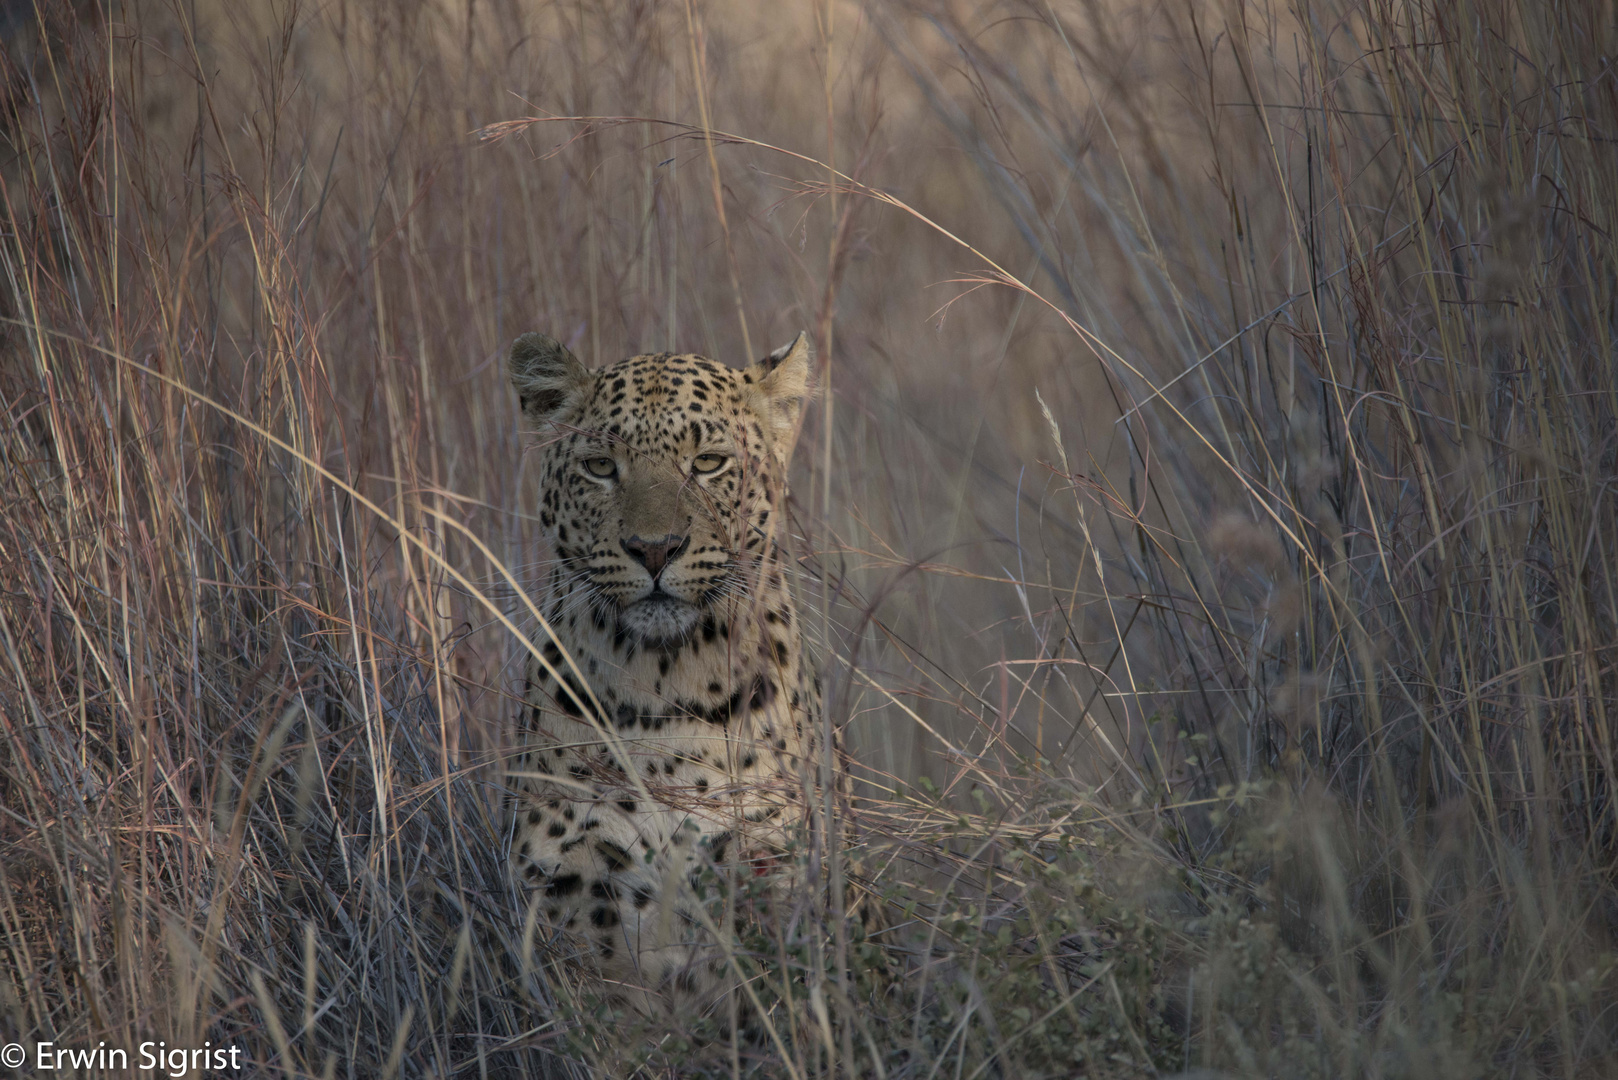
[523, 654, 807, 755]
[513, 628, 812, 848]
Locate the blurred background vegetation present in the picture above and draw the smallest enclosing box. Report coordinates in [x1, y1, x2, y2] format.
[0, 0, 1614, 1075]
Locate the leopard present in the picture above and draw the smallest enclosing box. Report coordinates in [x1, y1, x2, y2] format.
[504, 329, 828, 1022]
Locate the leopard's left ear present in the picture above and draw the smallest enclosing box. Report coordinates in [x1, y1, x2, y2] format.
[744, 332, 813, 450]
[509, 332, 592, 427]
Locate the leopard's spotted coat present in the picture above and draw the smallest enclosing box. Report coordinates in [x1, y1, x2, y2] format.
[505, 330, 821, 1014]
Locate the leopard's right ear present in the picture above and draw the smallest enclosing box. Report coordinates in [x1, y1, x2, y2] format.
[508, 333, 592, 426]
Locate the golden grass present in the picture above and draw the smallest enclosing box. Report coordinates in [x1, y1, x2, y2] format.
[0, 0, 1614, 1075]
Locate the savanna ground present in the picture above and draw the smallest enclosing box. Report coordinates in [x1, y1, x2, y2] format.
[1, 0, 1615, 1076]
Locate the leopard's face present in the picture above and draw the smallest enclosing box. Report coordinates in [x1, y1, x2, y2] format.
[512, 334, 811, 648]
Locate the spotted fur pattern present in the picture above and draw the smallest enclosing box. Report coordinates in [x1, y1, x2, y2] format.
[505, 330, 819, 1013]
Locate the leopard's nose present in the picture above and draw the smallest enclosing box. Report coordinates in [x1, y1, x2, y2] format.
[622, 533, 689, 578]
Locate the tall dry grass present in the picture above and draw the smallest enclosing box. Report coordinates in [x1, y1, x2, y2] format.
[0, 0, 1614, 1076]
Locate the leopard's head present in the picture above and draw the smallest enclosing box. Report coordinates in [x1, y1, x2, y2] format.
[510, 332, 811, 648]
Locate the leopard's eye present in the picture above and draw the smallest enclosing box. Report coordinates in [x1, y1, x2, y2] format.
[583, 456, 617, 479]
[692, 453, 728, 475]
